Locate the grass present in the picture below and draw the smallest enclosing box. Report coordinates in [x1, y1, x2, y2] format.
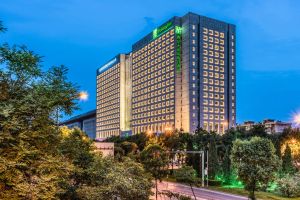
[209, 186, 300, 200]
[163, 173, 300, 200]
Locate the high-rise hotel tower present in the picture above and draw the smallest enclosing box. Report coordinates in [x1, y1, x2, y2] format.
[96, 54, 131, 139]
[96, 12, 236, 139]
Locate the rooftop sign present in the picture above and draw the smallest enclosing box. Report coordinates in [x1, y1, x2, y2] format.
[97, 57, 118, 75]
[153, 21, 173, 39]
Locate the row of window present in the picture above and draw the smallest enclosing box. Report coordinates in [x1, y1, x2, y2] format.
[133, 91, 175, 105]
[133, 82, 175, 97]
[97, 64, 120, 79]
[97, 113, 120, 121]
[132, 29, 175, 58]
[97, 130, 119, 138]
[133, 103, 175, 115]
[132, 122, 175, 134]
[133, 71, 174, 86]
[133, 43, 174, 64]
[132, 62, 174, 81]
[132, 119, 175, 127]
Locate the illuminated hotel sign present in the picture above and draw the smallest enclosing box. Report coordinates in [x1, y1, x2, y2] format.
[153, 21, 173, 39]
[175, 26, 182, 72]
[97, 57, 118, 74]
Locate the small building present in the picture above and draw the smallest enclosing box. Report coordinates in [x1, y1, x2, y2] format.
[239, 119, 292, 134]
[60, 109, 96, 139]
[263, 119, 292, 134]
[240, 121, 255, 131]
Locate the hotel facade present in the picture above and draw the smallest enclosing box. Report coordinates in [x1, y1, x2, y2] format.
[96, 12, 236, 139]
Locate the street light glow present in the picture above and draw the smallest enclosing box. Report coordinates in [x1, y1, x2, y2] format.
[79, 91, 88, 101]
[293, 113, 300, 126]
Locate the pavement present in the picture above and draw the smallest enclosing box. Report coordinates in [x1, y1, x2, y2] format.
[151, 181, 248, 200]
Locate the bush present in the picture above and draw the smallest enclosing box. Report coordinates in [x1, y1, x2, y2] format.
[208, 180, 222, 186]
[277, 173, 300, 197]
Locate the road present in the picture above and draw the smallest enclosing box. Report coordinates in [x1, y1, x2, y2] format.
[152, 181, 248, 200]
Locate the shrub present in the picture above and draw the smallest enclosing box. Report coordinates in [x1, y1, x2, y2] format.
[208, 180, 222, 186]
[277, 173, 300, 197]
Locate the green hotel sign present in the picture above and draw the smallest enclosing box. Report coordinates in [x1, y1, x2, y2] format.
[152, 21, 173, 39]
[175, 26, 182, 72]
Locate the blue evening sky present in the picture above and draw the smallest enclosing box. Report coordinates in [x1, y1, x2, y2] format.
[1, 0, 300, 123]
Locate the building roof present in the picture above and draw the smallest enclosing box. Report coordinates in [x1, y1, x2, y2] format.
[60, 109, 96, 125]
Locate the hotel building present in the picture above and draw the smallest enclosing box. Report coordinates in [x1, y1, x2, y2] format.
[96, 54, 131, 139]
[96, 12, 236, 138]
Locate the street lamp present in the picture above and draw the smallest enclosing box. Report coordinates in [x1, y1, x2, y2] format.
[165, 126, 173, 135]
[294, 113, 300, 126]
[146, 130, 153, 137]
[79, 91, 88, 101]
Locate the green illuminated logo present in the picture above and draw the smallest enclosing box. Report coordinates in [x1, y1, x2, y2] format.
[175, 26, 182, 73]
[152, 21, 173, 39]
[175, 26, 182, 34]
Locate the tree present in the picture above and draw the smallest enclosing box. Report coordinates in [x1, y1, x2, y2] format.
[208, 135, 219, 180]
[0, 23, 78, 199]
[77, 156, 153, 200]
[277, 173, 300, 197]
[140, 144, 169, 200]
[58, 128, 95, 199]
[231, 137, 280, 200]
[0, 21, 6, 33]
[120, 141, 138, 155]
[174, 165, 198, 200]
[282, 144, 295, 174]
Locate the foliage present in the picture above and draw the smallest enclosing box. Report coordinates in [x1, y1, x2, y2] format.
[0, 22, 152, 200]
[282, 144, 295, 174]
[174, 165, 198, 200]
[281, 131, 300, 166]
[0, 21, 6, 32]
[208, 134, 220, 179]
[120, 141, 138, 155]
[159, 190, 192, 200]
[277, 173, 300, 197]
[140, 144, 169, 200]
[231, 137, 281, 200]
[0, 34, 78, 199]
[77, 156, 153, 200]
[58, 128, 95, 199]
[106, 132, 148, 151]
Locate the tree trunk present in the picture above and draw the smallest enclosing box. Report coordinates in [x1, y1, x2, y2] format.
[190, 183, 196, 200]
[249, 181, 256, 200]
[155, 179, 158, 200]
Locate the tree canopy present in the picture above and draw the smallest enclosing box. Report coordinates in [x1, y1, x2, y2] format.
[231, 137, 280, 200]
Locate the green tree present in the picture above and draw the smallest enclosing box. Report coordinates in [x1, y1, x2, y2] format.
[231, 137, 280, 200]
[208, 135, 219, 180]
[77, 156, 153, 200]
[0, 21, 6, 32]
[277, 173, 300, 197]
[58, 128, 95, 199]
[0, 23, 78, 199]
[140, 144, 169, 200]
[174, 165, 198, 200]
[282, 144, 295, 175]
[0, 45, 78, 199]
[120, 141, 138, 155]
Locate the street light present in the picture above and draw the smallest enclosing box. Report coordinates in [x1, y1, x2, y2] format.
[294, 113, 300, 126]
[146, 130, 152, 137]
[165, 126, 173, 135]
[79, 91, 88, 101]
